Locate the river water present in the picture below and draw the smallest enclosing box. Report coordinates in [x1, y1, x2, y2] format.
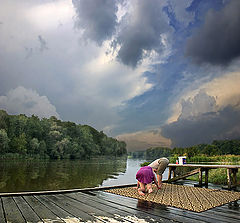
[0, 157, 169, 193]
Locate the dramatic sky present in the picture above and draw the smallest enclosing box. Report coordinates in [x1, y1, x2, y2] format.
[1, 0, 240, 151]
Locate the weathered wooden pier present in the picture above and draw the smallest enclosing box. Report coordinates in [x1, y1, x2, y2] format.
[0, 181, 239, 223]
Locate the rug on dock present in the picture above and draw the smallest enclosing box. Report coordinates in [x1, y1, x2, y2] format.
[104, 183, 240, 212]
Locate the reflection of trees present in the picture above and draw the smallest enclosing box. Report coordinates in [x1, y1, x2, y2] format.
[0, 157, 127, 192]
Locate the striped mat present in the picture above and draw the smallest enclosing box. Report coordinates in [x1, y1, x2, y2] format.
[104, 183, 240, 212]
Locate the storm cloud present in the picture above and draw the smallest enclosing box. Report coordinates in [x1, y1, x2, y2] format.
[162, 106, 240, 147]
[162, 90, 240, 147]
[116, 0, 170, 67]
[185, 0, 240, 66]
[72, 0, 118, 45]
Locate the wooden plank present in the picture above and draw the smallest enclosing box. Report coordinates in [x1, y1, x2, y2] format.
[0, 198, 6, 223]
[81, 191, 207, 223]
[199, 168, 203, 187]
[206, 208, 240, 221]
[216, 201, 240, 213]
[13, 196, 42, 223]
[34, 195, 82, 223]
[1, 196, 25, 223]
[168, 166, 172, 180]
[168, 168, 199, 183]
[227, 169, 232, 189]
[65, 193, 133, 216]
[232, 169, 238, 187]
[205, 169, 209, 188]
[45, 194, 103, 222]
[23, 195, 64, 223]
[68, 192, 175, 223]
[0, 183, 137, 197]
[65, 192, 171, 223]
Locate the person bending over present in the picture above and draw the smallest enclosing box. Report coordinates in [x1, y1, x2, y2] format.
[148, 157, 169, 189]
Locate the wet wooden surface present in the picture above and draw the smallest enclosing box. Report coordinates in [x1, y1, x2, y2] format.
[0, 182, 239, 223]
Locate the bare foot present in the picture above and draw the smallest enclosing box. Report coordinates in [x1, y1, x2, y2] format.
[148, 188, 153, 193]
[138, 189, 145, 196]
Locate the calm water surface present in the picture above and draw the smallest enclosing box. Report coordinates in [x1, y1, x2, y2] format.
[0, 157, 169, 193]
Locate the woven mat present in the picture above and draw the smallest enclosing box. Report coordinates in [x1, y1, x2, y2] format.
[104, 183, 240, 212]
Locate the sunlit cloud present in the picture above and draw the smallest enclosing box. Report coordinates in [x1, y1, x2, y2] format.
[168, 71, 240, 123]
[26, 0, 74, 30]
[0, 86, 60, 119]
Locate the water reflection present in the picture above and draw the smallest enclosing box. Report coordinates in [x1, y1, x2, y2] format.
[0, 158, 170, 193]
[137, 199, 167, 211]
[0, 157, 128, 193]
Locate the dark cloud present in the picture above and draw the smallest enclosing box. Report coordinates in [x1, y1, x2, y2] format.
[162, 106, 240, 148]
[72, 0, 118, 45]
[185, 0, 240, 66]
[116, 0, 169, 67]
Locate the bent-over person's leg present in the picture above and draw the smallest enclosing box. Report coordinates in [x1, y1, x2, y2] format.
[146, 183, 153, 193]
[137, 181, 146, 195]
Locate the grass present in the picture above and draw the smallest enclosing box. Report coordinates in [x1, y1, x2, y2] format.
[186, 168, 239, 185]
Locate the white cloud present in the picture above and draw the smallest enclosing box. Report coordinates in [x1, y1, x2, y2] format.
[26, 0, 74, 30]
[0, 0, 155, 132]
[203, 71, 240, 109]
[0, 86, 60, 119]
[168, 71, 240, 123]
[179, 89, 217, 119]
[71, 41, 153, 107]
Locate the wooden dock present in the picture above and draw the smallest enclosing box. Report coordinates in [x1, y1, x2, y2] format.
[0, 181, 239, 223]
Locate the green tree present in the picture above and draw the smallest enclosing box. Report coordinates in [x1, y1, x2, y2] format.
[0, 109, 127, 159]
[11, 133, 27, 154]
[38, 140, 47, 156]
[0, 129, 10, 153]
[29, 138, 40, 154]
[0, 110, 9, 130]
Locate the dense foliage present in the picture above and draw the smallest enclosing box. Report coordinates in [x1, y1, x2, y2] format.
[171, 140, 240, 158]
[0, 110, 127, 159]
[136, 139, 240, 161]
[146, 147, 172, 159]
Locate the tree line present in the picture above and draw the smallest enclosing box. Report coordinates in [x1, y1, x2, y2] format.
[133, 139, 240, 160]
[171, 139, 240, 157]
[0, 110, 127, 159]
